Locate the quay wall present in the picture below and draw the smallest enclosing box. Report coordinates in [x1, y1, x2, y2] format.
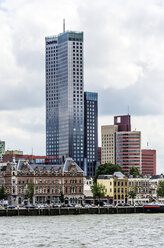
[0, 207, 145, 217]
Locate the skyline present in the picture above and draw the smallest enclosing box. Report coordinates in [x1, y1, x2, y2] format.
[0, 0, 163, 173]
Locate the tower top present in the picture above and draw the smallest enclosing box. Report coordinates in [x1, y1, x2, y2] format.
[63, 19, 65, 33]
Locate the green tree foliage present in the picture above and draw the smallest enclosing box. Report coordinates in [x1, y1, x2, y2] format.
[91, 183, 106, 202]
[26, 182, 34, 202]
[128, 185, 138, 202]
[59, 191, 65, 203]
[95, 163, 124, 182]
[129, 167, 140, 176]
[0, 185, 6, 200]
[157, 181, 164, 197]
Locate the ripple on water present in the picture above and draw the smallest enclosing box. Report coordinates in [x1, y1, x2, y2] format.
[0, 214, 164, 248]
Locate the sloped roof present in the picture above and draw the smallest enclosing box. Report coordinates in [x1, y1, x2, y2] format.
[16, 158, 83, 173]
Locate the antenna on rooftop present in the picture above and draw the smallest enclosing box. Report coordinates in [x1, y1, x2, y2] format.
[63, 19, 65, 32]
[128, 105, 130, 115]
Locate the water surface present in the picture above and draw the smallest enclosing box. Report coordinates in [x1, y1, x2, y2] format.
[0, 214, 163, 247]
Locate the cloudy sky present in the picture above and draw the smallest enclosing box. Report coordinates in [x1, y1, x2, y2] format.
[0, 0, 163, 173]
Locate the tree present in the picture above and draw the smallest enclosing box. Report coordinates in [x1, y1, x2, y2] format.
[0, 185, 6, 200]
[128, 185, 137, 204]
[95, 163, 124, 182]
[59, 191, 65, 203]
[91, 183, 106, 204]
[129, 167, 140, 176]
[26, 182, 34, 203]
[157, 181, 164, 197]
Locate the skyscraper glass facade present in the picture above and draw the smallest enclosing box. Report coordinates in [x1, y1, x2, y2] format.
[46, 31, 84, 167]
[84, 92, 98, 176]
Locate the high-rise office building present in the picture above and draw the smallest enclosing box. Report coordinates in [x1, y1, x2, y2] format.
[114, 115, 131, 132]
[46, 31, 84, 167]
[142, 149, 156, 175]
[84, 92, 98, 177]
[0, 141, 5, 162]
[101, 125, 118, 164]
[115, 131, 141, 174]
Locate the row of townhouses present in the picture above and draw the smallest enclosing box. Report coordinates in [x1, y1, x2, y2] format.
[0, 158, 163, 206]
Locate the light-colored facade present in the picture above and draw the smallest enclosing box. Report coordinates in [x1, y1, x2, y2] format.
[5, 150, 23, 155]
[116, 131, 141, 174]
[98, 172, 128, 205]
[128, 176, 150, 204]
[101, 125, 118, 164]
[0, 141, 5, 162]
[84, 177, 93, 198]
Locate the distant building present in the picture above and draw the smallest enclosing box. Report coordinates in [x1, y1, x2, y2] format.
[142, 149, 156, 175]
[128, 175, 150, 204]
[0, 158, 84, 205]
[0, 141, 5, 162]
[98, 147, 101, 164]
[84, 92, 98, 177]
[114, 114, 131, 132]
[115, 131, 141, 174]
[101, 125, 118, 164]
[97, 172, 128, 205]
[5, 150, 23, 155]
[2, 154, 46, 164]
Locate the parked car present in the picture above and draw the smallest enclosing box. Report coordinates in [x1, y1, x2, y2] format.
[5, 205, 15, 209]
[25, 204, 36, 209]
[116, 203, 123, 207]
[103, 204, 114, 208]
[123, 203, 130, 206]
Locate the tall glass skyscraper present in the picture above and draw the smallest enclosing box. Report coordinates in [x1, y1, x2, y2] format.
[45, 31, 84, 167]
[84, 92, 98, 177]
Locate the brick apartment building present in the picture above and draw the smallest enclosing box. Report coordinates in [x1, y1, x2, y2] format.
[0, 158, 84, 205]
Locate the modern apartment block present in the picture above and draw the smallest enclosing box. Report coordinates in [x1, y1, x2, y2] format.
[116, 131, 141, 174]
[84, 92, 98, 177]
[114, 114, 131, 132]
[0, 141, 5, 162]
[101, 125, 118, 164]
[45, 31, 84, 168]
[142, 149, 156, 175]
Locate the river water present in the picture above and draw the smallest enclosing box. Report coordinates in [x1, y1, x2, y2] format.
[0, 214, 163, 248]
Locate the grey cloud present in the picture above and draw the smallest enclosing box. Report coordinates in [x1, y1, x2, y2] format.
[98, 67, 164, 116]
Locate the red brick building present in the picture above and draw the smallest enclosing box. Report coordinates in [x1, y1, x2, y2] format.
[0, 158, 84, 205]
[2, 154, 46, 163]
[98, 147, 101, 164]
[116, 131, 141, 174]
[142, 149, 156, 175]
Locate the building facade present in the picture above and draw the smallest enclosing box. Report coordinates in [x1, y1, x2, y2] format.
[97, 172, 128, 205]
[116, 131, 141, 174]
[101, 125, 118, 164]
[128, 176, 150, 204]
[0, 158, 84, 205]
[142, 149, 156, 175]
[84, 92, 98, 177]
[114, 114, 131, 132]
[46, 31, 84, 168]
[98, 147, 101, 164]
[0, 141, 5, 162]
